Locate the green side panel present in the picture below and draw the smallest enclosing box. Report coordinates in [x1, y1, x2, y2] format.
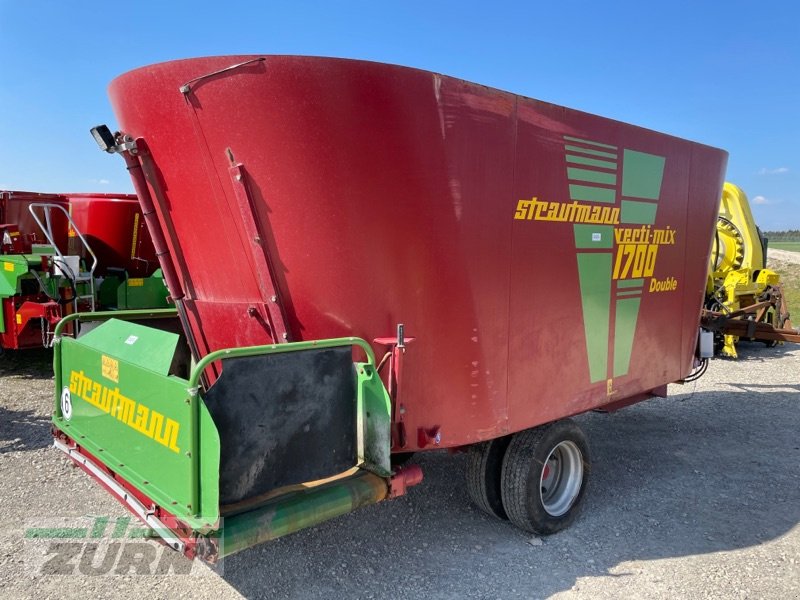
[576, 253, 612, 383]
[621, 150, 666, 200]
[97, 275, 123, 308]
[567, 167, 617, 186]
[620, 200, 658, 225]
[569, 184, 616, 204]
[54, 331, 220, 529]
[0, 256, 30, 296]
[566, 154, 618, 170]
[574, 224, 614, 249]
[357, 362, 392, 476]
[30, 245, 56, 255]
[562, 135, 618, 150]
[117, 271, 170, 310]
[1, 257, 33, 333]
[76, 319, 178, 376]
[613, 297, 642, 377]
[616, 289, 643, 297]
[197, 397, 221, 529]
[617, 278, 644, 288]
[564, 144, 617, 159]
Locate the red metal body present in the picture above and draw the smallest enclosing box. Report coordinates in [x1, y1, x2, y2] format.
[0, 190, 70, 251]
[1, 191, 70, 350]
[109, 56, 727, 451]
[1, 191, 159, 350]
[67, 194, 158, 277]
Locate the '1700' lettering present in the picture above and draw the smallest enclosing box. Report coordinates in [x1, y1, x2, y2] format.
[613, 243, 659, 280]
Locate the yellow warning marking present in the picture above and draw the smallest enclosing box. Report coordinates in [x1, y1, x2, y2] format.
[130, 213, 140, 259]
[16, 314, 22, 325]
[101, 355, 119, 383]
[3, 262, 13, 272]
[128, 278, 144, 287]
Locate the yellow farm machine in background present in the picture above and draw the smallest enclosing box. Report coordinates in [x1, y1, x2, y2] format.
[702, 182, 799, 355]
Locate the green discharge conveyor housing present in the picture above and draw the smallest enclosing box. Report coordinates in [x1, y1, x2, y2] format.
[51, 309, 394, 559]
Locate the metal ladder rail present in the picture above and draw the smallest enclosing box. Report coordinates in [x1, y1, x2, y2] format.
[27, 203, 98, 312]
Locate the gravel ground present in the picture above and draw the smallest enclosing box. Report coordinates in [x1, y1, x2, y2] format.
[0, 343, 798, 599]
[769, 249, 800, 266]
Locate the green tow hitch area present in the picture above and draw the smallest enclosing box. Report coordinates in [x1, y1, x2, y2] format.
[52, 310, 394, 558]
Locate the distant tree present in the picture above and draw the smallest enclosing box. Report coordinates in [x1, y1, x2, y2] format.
[763, 230, 800, 241]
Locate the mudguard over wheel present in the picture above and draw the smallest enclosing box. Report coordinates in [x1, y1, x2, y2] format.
[466, 436, 511, 519]
[501, 419, 590, 534]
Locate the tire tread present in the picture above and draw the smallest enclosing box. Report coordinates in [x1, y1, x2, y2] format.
[501, 419, 589, 534]
[466, 437, 510, 519]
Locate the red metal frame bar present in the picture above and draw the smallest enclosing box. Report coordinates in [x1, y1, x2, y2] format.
[52, 429, 201, 559]
[228, 161, 291, 343]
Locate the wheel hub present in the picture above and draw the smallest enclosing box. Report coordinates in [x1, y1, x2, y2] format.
[539, 440, 583, 517]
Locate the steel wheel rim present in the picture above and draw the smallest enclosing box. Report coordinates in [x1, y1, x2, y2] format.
[539, 440, 583, 517]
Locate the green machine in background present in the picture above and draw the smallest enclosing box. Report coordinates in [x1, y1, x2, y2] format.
[1, 192, 170, 351]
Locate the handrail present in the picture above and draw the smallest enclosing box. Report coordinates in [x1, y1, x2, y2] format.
[52, 307, 179, 337]
[28, 202, 99, 311]
[188, 337, 376, 390]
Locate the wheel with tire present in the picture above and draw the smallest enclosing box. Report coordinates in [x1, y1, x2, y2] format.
[501, 419, 590, 534]
[466, 436, 511, 519]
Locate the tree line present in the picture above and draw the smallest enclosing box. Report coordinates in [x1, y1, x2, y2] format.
[764, 230, 800, 241]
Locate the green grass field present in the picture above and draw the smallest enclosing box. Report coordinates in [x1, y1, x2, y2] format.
[770, 241, 800, 252]
[772, 261, 800, 316]
[764, 240, 800, 314]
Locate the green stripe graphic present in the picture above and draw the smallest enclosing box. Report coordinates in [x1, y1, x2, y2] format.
[566, 154, 618, 170]
[564, 144, 617, 159]
[617, 278, 644, 288]
[576, 253, 612, 383]
[569, 184, 616, 204]
[563, 135, 618, 150]
[621, 150, 665, 200]
[613, 297, 641, 377]
[565, 141, 667, 385]
[574, 224, 614, 249]
[621, 200, 658, 224]
[567, 167, 617, 185]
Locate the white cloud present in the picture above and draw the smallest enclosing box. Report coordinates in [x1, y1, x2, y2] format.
[87, 178, 111, 185]
[758, 167, 789, 175]
[752, 195, 770, 205]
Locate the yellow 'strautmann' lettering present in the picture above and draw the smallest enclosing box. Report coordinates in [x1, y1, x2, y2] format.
[68, 370, 181, 453]
[514, 198, 619, 225]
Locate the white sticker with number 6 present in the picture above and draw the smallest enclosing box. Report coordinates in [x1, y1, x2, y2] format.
[60, 387, 72, 420]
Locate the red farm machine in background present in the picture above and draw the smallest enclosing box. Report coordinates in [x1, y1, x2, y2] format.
[48, 56, 793, 562]
[0, 191, 169, 351]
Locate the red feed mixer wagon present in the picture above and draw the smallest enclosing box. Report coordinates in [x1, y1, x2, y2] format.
[67, 193, 159, 278]
[52, 56, 727, 560]
[0, 191, 168, 350]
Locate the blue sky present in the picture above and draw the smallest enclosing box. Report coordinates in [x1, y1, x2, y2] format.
[1, 1, 798, 230]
